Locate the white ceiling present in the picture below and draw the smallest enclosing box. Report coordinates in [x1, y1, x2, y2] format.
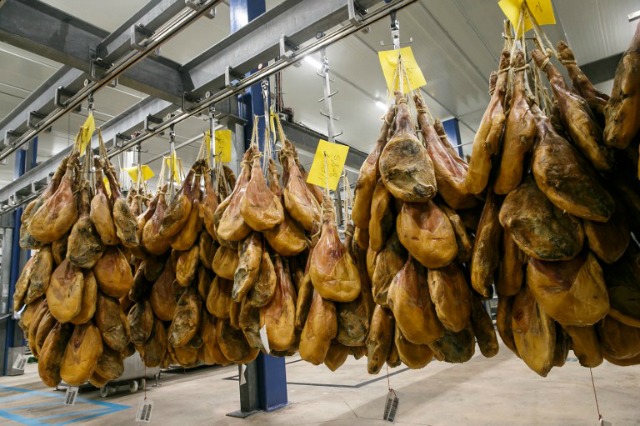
[0, 0, 638, 189]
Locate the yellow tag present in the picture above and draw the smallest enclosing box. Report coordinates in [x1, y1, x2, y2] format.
[306, 140, 349, 191]
[378, 47, 427, 94]
[164, 153, 181, 183]
[125, 165, 154, 182]
[79, 113, 96, 155]
[103, 176, 111, 197]
[498, 0, 556, 37]
[214, 129, 232, 163]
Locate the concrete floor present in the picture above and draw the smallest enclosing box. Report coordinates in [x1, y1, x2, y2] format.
[0, 343, 638, 425]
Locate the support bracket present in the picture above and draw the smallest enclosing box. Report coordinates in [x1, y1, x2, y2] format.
[185, 0, 216, 19]
[144, 114, 164, 132]
[347, 0, 367, 24]
[89, 56, 110, 82]
[53, 86, 82, 111]
[4, 130, 22, 147]
[279, 35, 299, 60]
[114, 133, 132, 149]
[225, 66, 244, 88]
[132, 23, 155, 51]
[27, 112, 46, 130]
[182, 92, 201, 113]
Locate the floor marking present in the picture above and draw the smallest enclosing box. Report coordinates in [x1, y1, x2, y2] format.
[0, 385, 129, 425]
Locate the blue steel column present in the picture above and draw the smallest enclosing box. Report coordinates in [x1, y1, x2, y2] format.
[230, 0, 288, 414]
[2, 137, 36, 375]
[441, 117, 464, 157]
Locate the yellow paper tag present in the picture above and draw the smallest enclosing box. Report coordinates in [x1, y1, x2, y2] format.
[164, 153, 181, 183]
[125, 165, 154, 182]
[103, 176, 111, 197]
[306, 140, 349, 191]
[378, 47, 427, 94]
[79, 113, 96, 155]
[214, 129, 232, 163]
[498, 0, 556, 37]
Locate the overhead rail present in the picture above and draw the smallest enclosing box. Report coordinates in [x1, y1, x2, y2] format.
[107, 0, 419, 158]
[0, 0, 416, 211]
[0, 0, 221, 162]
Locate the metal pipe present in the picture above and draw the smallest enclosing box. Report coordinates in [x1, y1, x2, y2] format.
[108, 0, 418, 159]
[0, 0, 416, 214]
[0, 0, 221, 162]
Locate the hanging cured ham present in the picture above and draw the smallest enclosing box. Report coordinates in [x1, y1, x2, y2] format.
[379, 92, 437, 202]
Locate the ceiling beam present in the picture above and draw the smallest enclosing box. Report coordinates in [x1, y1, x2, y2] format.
[0, 0, 188, 104]
[0, 66, 85, 150]
[0, 0, 413, 209]
[0, 97, 174, 210]
[96, 0, 190, 64]
[183, 0, 381, 100]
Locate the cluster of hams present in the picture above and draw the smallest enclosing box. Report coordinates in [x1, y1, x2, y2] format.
[128, 115, 325, 369]
[463, 21, 640, 376]
[350, 88, 499, 374]
[13, 21, 640, 389]
[14, 134, 140, 388]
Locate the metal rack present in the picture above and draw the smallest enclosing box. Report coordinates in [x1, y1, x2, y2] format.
[0, 0, 418, 212]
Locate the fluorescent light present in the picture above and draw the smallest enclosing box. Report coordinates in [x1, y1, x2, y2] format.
[304, 56, 322, 70]
[375, 100, 387, 111]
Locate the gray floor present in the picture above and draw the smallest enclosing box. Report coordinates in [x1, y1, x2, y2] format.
[0, 343, 638, 425]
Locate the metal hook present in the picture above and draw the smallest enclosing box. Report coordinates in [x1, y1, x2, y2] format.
[87, 92, 95, 113]
[380, 12, 412, 50]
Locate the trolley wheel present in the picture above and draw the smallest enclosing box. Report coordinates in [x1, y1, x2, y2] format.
[139, 378, 146, 391]
[129, 380, 139, 393]
[99, 386, 110, 398]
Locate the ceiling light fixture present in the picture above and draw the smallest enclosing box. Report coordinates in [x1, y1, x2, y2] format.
[303, 56, 322, 70]
[375, 100, 387, 111]
[629, 10, 640, 21]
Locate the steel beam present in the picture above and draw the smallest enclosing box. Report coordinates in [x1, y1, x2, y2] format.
[184, 0, 381, 99]
[0, 0, 224, 163]
[0, 0, 187, 103]
[106, 0, 417, 159]
[0, 0, 415, 209]
[0, 97, 173, 211]
[0, 67, 85, 150]
[96, 0, 188, 63]
[0, 0, 220, 151]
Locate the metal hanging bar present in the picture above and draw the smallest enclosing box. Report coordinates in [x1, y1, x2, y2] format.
[168, 123, 176, 200]
[318, 50, 342, 142]
[209, 106, 216, 172]
[87, 92, 95, 114]
[317, 50, 344, 225]
[0, 0, 222, 163]
[380, 8, 412, 50]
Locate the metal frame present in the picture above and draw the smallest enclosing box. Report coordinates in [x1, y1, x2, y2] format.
[0, 0, 418, 211]
[0, 0, 222, 160]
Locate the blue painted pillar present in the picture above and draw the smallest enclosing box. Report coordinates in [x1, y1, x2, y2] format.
[230, 0, 288, 414]
[2, 140, 35, 375]
[231, 0, 267, 153]
[441, 118, 464, 158]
